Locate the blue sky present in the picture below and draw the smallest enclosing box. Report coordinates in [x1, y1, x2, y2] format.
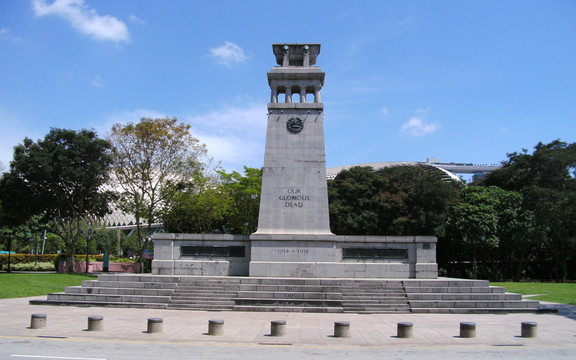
[1, 0, 575, 175]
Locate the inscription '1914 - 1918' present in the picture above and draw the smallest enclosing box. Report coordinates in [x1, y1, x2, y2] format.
[278, 187, 310, 207]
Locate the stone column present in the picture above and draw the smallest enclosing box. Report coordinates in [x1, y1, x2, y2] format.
[303, 45, 310, 66]
[282, 45, 289, 66]
[285, 88, 292, 103]
[270, 87, 278, 103]
[314, 87, 321, 103]
[299, 87, 307, 103]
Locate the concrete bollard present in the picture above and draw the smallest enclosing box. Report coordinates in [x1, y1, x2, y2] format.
[30, 314, 47, 329]
[459, 322, 476, 338]
[521, 321, 537, 338]
[271, 320, 287, 337]
[147, 318, 163, 334]
[397, 322, 413, 338]
[87, 315, 104, 331]
[208, 319, 224, 336]
[334, 321, 350, 338]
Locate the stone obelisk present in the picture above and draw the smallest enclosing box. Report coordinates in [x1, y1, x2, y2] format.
[254, 43, 332, 235]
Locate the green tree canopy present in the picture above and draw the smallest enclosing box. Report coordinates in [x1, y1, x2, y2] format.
[442, 186, 538, 280]
[162, 167, 262, 235]
[328, 166, 461, 236]
[480, 140, 576, 281]
[0, 128, 114, 271]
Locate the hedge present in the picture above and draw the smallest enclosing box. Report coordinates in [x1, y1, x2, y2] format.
[0, 254, 59, 265]
[1, 254, 137, 266]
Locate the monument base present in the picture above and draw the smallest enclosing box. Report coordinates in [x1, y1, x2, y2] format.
[152, 233, 437, 279]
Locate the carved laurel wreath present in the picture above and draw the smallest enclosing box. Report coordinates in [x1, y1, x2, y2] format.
[286, 117, 304, 134]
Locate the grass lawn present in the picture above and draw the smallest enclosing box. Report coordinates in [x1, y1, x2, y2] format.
[0, 273, 96, 299]
[491, 282, 576, 305]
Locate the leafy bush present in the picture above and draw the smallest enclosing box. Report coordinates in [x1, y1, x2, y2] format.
[0, 254, 59, 265]
[10, 262, 56, 271]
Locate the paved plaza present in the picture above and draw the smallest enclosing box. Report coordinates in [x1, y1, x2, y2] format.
[1, 296, 575, 349]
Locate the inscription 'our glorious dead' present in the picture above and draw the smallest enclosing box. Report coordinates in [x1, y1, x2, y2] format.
[278, 187, 310, 207]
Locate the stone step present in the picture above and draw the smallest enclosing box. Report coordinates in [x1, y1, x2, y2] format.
[46, 293, 171, 304]
[343, 298, 408, 304]
[29, 299, 168, 309]
[173, 287, 238, 292]
[176, 281, 240, 285]
[235, 298, 342, 307]
[233, 305, 343, 313]
[170, 294, 236, 300]
[404, 286, 505, 294]
[65, 286, 174, 297]
[342, 294, 407, 299]
[410, 307, 542, 314]
[236, 291, 342, 300]
[82, 280, 178, 290]
[171, 292, 236, 298]
[341, 284, 404, 288]
[408, 300, 540, 309]
[167, 304, 234, 311]
[238, 278, 342, 286]
[170, 299, 235, 305]
[95, 275, 180, 283]
[238, 285, 341, 292]
[407, 293, 523, 301]
[343, 306, 410, 312]
[403, 280, 490, 287]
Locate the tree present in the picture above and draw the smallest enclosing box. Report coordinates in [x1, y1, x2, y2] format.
[442, 186, 538, 280]
[219, 167, 262, 234]
[328, 166, 461, 236]
[108, 117, 208, 271]
[162, 167, 262, 235]
[481, 140, 576, 281]
[0, 128, 114, 271]
[162, 171, 234, 233]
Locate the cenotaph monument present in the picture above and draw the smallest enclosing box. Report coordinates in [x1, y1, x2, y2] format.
[152, 44, 438, 279]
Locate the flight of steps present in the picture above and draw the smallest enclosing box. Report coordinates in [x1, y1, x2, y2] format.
[30, 275, 541, 314]
[404, 279, 541, 313]
[341, 280, 410, 314]
[29, 274, 179, 309]
[167, 277, 240, 311]
[233, 278, 343, 313]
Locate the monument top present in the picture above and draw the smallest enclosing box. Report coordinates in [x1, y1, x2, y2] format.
[272, 44, 321, 67]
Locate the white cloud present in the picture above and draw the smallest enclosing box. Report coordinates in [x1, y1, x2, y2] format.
[0, 27, 22, 42]
[381, 107, 389, 116]
[90, 74, 104, 88]
[32, 0, 130, 43]
[185, 103, 266, 171]
[129, 14, 146, 25]
[209, 41, 249, 67]
[400, 116, 438, 137]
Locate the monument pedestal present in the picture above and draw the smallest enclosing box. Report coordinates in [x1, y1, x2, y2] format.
[152, 233, 437, 279]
